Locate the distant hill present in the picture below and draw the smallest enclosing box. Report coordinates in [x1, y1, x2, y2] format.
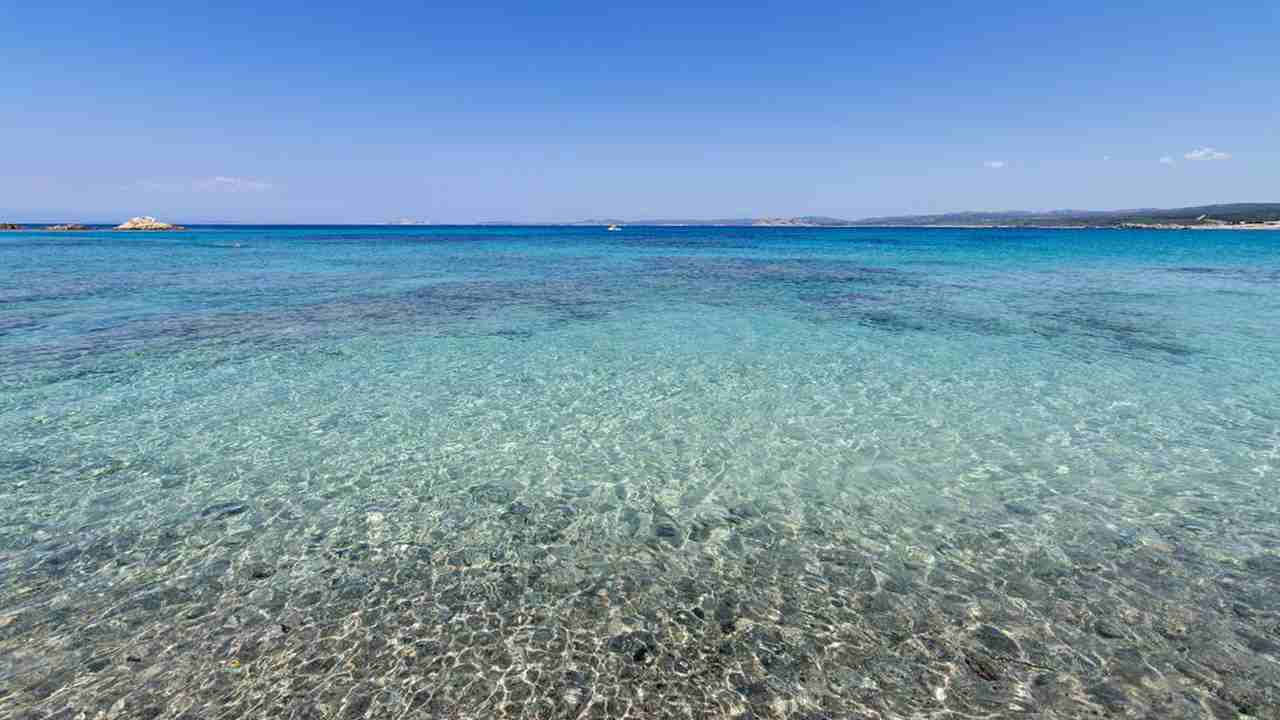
[570, 203, 1280, 228]
[846, 203, 1280, 227]
[569, 218, 756, 226]
[569, 216, 853, 227]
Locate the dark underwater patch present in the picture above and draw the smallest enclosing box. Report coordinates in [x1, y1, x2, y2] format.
[806, 291, 887, 307]
[855, 310, 932, 333]
[1030, 306, 1198, 360]
[616, 233, 761, 250]
[0, 314, 45, 335]
[492, 328, 535, 340]
[643, 256, 918, 288]
[2, 275, 636, 372]
[1166, 265, 1280, 285]
[802, 289, 1020, 338]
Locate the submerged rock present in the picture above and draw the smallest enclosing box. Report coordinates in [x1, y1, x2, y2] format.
[975, 624, 1021, 655]
[1094, 620, 1126, 639]
[200, 501, 248, 519]
[607, 630, 657, 663]
[115, 216, 184, 231]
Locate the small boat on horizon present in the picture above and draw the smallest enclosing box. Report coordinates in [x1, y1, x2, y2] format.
[607, 224, 621, 231]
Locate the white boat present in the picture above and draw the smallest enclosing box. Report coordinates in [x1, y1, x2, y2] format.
[607, 224, 621, 231]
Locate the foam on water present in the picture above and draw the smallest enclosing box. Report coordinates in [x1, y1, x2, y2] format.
[2, 226, 1280, 718]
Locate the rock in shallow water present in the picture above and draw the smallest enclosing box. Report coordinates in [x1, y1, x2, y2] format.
[1244, 554, 1280, 575]
[976, 624, 1021, 655]
[607, 630, 657, 664]
[468, 483, 512, 504]
[199, 501, 248, 519]
[1095, 620, 1126, 639]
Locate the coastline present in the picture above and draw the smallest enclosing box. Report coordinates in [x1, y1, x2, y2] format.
[869, 222, 1280, 230]
[6, 219, 1280, 231]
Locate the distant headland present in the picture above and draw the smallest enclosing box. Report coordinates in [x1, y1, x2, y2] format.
[560, 203, 1280, 229]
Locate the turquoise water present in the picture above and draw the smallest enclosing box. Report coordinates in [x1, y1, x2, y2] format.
[2, 225, 1280, 718]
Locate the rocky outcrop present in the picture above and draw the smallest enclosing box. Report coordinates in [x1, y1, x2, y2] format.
[44, 223, 91, 231]
[115, 216, 184, 231]
[1, 223, 23, 230]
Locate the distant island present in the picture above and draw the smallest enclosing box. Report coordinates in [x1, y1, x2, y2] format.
[116, 216, 183, 231]
[566, 203, 1280, 229]
[1, 217, 185, 231]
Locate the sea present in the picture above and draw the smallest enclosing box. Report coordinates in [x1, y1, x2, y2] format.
[2, 225, 1279, 719]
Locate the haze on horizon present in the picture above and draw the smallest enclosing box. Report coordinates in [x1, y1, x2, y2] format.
[3, 1, 1277, 224]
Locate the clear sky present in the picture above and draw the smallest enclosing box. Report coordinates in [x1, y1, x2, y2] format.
[3, 1, 1277, 223]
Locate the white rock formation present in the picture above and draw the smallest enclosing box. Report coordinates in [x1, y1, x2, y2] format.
[115, 216, 184, 230]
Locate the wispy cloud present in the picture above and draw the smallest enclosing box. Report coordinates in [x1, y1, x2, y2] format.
[983, 160, 1006, 169]
[195, 176, 274, 192]
[130, 180, 187, 192]
[127, 176, 275, 193]
[1183, 147, 1231, 161]
[1102, 155, 1112, 161]
[1159, 155, 1175, 165]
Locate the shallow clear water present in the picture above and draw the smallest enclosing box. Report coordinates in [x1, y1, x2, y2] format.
[2, 225, 1279, 719]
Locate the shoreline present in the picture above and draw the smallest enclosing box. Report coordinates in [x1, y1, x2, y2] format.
[864, 222, 1280, 230]
[4, 222, 1279, 231]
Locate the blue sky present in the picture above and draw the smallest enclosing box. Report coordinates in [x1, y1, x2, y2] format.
[2, 1, 1277, 222]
